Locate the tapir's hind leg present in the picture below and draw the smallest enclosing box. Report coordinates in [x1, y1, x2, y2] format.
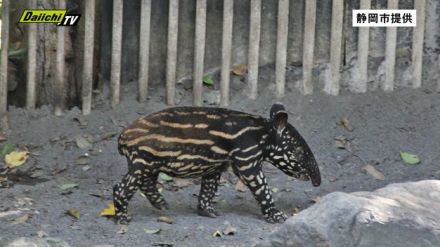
[113, 167, 141, 224]
[138, 173, 169, 211]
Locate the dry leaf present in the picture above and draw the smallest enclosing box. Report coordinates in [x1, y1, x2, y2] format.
[362, 165, 385, 180]
[144, 228, 161, 234]
[75, 135, 92, 149]
[212, 230, 223, 237]
[231, 64, 248, 76]
[117, 225, 128, 234]
[291, 207, 300, 216]
[311, 196, 321, 204]
[334, 136, 351, 151]
[235, 180, 247, 192]
[5, 151, 29, 168]
[11, 213, 30, 225]
[339, 116, 353, 131]
[66, 208, 80, 219]
[157, 216, 173, 224]
[222, 225, 236, 236]
[0, 134, 6, 142]
[100, 203, 116, 216]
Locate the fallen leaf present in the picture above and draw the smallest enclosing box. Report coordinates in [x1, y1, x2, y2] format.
[100, 203, 116, 216]
[117, 225, 128, 234]
[222, 225, 236, 236]
[75, 156, 90, 165]
[5, 151, 29, 168]
[75, 135, 92, 149]
[271, 187, 279, 193]
[59, 183, 79, 191]
[339, 116, 353, 131]
[11, 213, 30, 225]
[231, 64, 248, 76]
[400, 152, 421, 165]
[310, 196, 321, 204]
[82, 165, 91, 171]
[0, 134, 6, 142]
[37, 230, 48, 238]
[159, 173, 173, 182]
[334, 136, 351, 151]
[157, 216, 173, 224]
[1, 143, 14, 156]
[202, 75, 214, 86]
[291, 207, 300, 215]
[144, 227, 161, 234]
[235, 180, 247, 192]
[362, 165, 385, 180]
[66, 208, 80, 219]
[73, 117, 88, 126]
[173, 178, 193, 188]
[212, 230, 223, 237]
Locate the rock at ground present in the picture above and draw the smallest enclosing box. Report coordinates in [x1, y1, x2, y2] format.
[257, 180, 440, 247]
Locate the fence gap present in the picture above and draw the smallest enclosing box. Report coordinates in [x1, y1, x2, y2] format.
[82, 0, 95, 115]
[193, 0, 207, 106]
[26, 0, 37, 109]
[302, 0, 316, 95]
[384, 0, 399, 91]
[166, 0, 179, 106]
[248, 0, 262, 99]
[356, 0, 371, 93]
[412, 0, 426, 88]
[110, 0, 123, 108]
[275, 0, 289, 98]
[325, 0, 344, 96]
[0, 0, 10, 129]
[220, 0, 233, 107]
[138, 0, 151, 102]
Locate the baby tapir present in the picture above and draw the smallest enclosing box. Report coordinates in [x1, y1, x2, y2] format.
[114, 103, 321, 224]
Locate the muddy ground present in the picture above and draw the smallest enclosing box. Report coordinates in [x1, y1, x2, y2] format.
[0, 73, 439, 247]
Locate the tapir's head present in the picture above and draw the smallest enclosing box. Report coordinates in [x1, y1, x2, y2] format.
[266, 103, 321, 187]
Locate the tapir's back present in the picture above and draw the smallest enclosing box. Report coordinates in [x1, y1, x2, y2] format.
[118, 107, 268, 163]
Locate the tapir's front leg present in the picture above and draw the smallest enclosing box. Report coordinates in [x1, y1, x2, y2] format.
[232, 159, 288, 223]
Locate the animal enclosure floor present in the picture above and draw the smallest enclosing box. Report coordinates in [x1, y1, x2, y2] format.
[1, 80, 439, 247]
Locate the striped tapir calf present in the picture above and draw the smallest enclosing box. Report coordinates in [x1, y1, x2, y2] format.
[114, 103, 321, 224]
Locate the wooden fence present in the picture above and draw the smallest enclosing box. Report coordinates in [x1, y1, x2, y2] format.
[0, 0, 427, 126]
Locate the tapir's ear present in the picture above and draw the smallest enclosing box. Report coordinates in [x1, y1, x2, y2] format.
[272, 111, 288, 132]
[270, 103, 286, 120]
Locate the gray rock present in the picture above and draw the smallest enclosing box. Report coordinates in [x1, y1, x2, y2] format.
[257, 180, 440, 247]
[0, 237, 70, 247]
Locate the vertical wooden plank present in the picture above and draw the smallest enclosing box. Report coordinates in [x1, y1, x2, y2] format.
[110, 0, 123, 108]
[412, 0, 426, 88]
[27, 0, 37, 109]
[220, 0, 233, 107]
[166, 0, 179, 105]
[0, 0, 9, 129]
[356, 0, 371, 93]
[138, 0, 151, 102]
[302, 0, 316, 95]
[82, 0, 95, 115]
[275, 0, 289, 98]
[193, 0, 207, 106]
[248, 0, 262, 99]
[55, 0, 66, 116]
[384, 0, 399, 91]
[325, 0, 344, 96]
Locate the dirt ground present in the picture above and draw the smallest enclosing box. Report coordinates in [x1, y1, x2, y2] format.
[1, 74, 439, 247]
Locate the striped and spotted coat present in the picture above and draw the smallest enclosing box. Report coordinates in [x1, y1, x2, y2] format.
[113, 103, 321, 224]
